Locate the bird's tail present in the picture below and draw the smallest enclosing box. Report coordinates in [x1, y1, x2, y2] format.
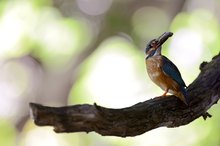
[176, 87, 189, 105]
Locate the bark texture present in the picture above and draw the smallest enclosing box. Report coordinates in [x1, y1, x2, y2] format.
[30, 53, 220, 137]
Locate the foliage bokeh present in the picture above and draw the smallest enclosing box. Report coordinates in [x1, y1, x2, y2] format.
[0, 0, 220, 146]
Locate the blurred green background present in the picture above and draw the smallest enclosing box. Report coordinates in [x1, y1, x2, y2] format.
[0, 0, 219, 146]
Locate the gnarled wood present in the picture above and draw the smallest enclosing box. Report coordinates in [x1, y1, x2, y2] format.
[30, 53, 220, 137]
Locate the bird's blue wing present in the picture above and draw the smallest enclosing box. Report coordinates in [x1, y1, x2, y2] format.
[161, 56, 186, 87]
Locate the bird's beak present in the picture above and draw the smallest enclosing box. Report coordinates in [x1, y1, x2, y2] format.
[155, 32, 173, 48]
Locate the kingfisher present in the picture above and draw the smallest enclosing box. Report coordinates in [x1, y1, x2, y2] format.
[145, 32, 189, 105]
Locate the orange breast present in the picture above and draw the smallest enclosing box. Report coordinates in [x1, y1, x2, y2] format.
[146, 56, 180, 93]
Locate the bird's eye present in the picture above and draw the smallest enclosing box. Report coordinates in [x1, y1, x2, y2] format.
[145, 39, 157, 54]
[150, 41, 156, 48]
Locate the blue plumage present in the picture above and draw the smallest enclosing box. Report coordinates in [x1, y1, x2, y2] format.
[161, 56, 189, 104]
[161, 56, 186, 88]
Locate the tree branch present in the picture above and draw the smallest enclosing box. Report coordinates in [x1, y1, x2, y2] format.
[30, 53, 220, 137]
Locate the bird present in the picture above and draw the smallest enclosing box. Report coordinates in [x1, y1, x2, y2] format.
[145, 32, 189, 105]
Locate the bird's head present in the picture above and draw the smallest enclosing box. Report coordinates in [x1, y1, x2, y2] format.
[145, 32, 173, 59]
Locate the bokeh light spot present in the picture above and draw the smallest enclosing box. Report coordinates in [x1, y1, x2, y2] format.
[0, 119, 16, 146]
[0, 61, 29, 118]
[76, 0, 112, 15]
[169, 29, 203, 67]
[132, 6, 169, 41]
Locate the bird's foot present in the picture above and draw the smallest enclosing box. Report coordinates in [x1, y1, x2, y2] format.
[162, 91, 168, 96]
[154, 90, 169, 100]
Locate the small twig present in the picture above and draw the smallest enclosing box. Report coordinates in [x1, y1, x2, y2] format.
[202, 112, 212, 120]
